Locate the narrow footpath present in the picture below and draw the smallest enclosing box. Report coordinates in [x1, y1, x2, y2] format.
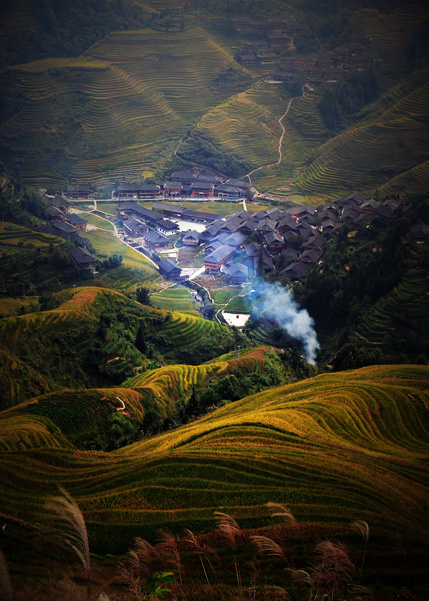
[245, 84, 312, 189]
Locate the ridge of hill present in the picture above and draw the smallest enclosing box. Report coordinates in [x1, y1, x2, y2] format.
[0, 285, 242, 409]
[1, 346, 289, 452]
[0, 364, 427, 558]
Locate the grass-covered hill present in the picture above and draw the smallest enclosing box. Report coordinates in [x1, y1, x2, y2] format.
[0, 1, 428, 197]
[0, 364, 427, 566]
[0, 285, 242, 409]
[0, 346, 287, 452]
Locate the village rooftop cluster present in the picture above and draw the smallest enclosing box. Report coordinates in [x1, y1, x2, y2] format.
[35, 168, 422, 286]
[116, 190, 408, 286]
[231, 17, 371, 86]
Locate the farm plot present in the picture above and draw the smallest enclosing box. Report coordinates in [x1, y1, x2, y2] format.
[151, 286, 201, 315]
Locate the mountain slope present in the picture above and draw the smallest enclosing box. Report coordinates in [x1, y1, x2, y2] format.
[0, 286, 239, 408]
[0, 365, 427, 554]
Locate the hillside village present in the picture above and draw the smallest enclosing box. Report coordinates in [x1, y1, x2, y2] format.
[232, 16, 371, 86]
[34, 169, 418, 290]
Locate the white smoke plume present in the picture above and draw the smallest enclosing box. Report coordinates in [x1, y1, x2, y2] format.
[252, 281, 319, 365]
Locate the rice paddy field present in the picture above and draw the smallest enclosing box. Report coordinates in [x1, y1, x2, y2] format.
[0, 222, 65, 248]
[84, 229, 160, 290]
[1, 24, 248, 190]
[0, 285, 236, 409]
[80, 211, 115, 230]
[0, 364, 427, 560]
[151, 285, 201, 315]
[1, 3, 427, 198]
[291, 76, 429, 200]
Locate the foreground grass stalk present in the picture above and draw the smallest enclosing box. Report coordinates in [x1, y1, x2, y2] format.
[0, 545, 13, 601]
[44, 485, 91, 600]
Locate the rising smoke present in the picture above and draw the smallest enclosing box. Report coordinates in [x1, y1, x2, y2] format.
[252, 281, 319, 365]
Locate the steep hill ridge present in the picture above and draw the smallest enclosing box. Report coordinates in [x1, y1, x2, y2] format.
[0, 285, 239, 408]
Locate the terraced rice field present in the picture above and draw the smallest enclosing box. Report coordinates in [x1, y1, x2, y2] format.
[151, 286, 200, 315]
[0, 365, 427, 553]
[353, 269, 429, 348]
[0, 297, 33, 317]
[124, 346, 271, 408]
[1, 25, 242, 189]
[159, 309, 226, 348]
[358, 5, 428, 77]
[0, 222, 65, 247]
[292, 80, 429, 199]
[85, 229, 160, 287]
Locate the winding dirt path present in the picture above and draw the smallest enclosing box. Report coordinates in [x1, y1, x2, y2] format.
[245, 84, 312, 187]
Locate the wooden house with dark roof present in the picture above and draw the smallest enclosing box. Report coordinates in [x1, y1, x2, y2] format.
[66, 213, 88, 232]
[153, 202, 184, 218]
[143, 230, 169, 250]
[182, 208, 221, 224]
[204, 245, 236, 273]
[257, 218, 277, 234]
[258, 246, 275, 275]
[199, 220, 225, 244]
[277, 216, 299, 234]
[305, 233, 325, 250]
[229, 263, 249, 285]
[47, 205, 64, 220]
[237, 54, 258, 66]
[410, 222, 429, 241]
[156, 219, 179, 236]
[158, 258, 181, 280]
[264, 230, 284, 254]
[119, 202, 162, 228]
[220, 216, 245, 234]
[124, 216, 147, 238]
[361, 199, 380, 214]
[51, 219, 78, 235]
[374, 205, 394, 224]
[320, 218, 338, 234]
[218, 231, 248, 248]
[48, 195, 71, 212]
[340, 206, 361, 224]
[214, 184, 246, 199]
[280, 261, 313, 281]
[117, 183, 160, 199]
[182, 230, 200, 246]
[225, 179, 250, 190]
[33, 224, 83, 244]
[163, 182, 183, 198]
[170, 170, 196, 185]
[268, 33, 293, 50]
[69, 246, 96, 272]
[190, 181, 213, 197]
[65, 184, 92, 199]
[257, 52, 279, 64]
[299, 249, 322, 264]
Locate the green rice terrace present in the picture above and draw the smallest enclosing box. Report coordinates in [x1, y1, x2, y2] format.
[0, 286, 240, 409]
[0, 1, 428, 199]
[0, 364, 427, 591]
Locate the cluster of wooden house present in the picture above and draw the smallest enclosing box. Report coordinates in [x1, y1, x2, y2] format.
[231, 13, 370, 85]
[117, 171, 251, 200]
[118, 190, 406, 286]
[33, 195, 96, 273]
[266, 39, 370, 86]
[194, 193, 404, 283]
